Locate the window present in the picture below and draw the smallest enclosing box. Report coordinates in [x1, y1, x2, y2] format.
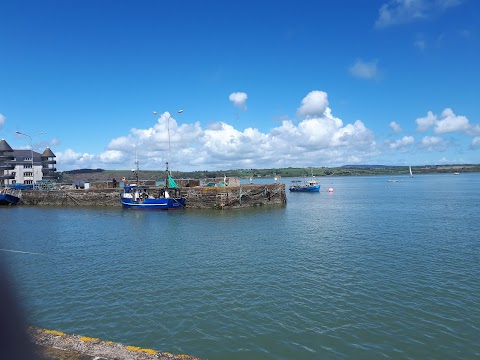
[24, 172, 33, 177]
[24, 164, 32, 169]
[24, 157, 32, 161]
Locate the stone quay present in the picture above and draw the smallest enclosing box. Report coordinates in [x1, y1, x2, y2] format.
[18, 183, 287, 209]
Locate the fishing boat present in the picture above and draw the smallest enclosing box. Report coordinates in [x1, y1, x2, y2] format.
[120, 110, 186, 209]
[289, 177, 320, 192]
[0, 187, 21, 205]
[120, 161, 186, 210]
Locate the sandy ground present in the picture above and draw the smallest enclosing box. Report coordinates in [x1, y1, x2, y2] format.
[29, 328, 201, 360]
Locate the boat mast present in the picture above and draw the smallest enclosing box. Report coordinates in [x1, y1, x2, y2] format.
[133, 148, 140, 184]
[165, 161, 169, 189]
[152, 109, 184, 190]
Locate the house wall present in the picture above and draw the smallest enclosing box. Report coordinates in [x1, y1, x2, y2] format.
[10, 163, 44, 185]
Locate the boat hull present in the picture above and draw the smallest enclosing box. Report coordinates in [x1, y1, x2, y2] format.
[289, 185, 320, 192]
[121, 197, 186, 209]
[0, 193, 21, 205]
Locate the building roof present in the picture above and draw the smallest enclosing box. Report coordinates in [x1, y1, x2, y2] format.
[10, 149, 42, 163]
[41, 147, 56, 157]
[0, 139, 14, 152]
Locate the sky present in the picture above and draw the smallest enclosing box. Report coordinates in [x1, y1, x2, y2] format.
[1, 0, 479, 172]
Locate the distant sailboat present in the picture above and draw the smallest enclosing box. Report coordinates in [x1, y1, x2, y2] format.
[409, 166, 413, 178]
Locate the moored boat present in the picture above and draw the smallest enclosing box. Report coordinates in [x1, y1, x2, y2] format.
[289, 178, 320, 192]
[120, 162, 186, 210]
[0, 187, 21, 205]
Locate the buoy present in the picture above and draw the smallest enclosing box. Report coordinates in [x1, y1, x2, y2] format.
[328, 188, 334, 192]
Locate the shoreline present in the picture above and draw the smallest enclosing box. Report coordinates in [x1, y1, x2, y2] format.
[29, 327, 201, 360]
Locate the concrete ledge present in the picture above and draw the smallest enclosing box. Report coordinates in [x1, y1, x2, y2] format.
[19, 184, 287, 209]
[29, 327, 201, 360]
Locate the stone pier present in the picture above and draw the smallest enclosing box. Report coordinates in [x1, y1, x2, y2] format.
[18, 184, 286, 209]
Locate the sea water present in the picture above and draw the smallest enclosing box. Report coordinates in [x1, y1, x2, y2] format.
[1, 173, 479, 359]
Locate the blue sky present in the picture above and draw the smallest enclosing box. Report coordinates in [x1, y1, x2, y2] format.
[1, 0, 479, 171]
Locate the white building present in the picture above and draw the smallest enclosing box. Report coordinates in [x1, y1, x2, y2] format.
[0, 138, 56, 186]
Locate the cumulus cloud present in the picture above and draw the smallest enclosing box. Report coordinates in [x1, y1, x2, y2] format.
[416, 108, 472, 134]
[56, 149, 97, 169]
[418, 136, 449, 151]
[375, 0, 463, 28]
[99, 150, 124, 163]
[416, 111, 437, 132]
[229, 92, 248, 110]
[467, 124, 480, 137]
[349, 59, 379, 79]
[52, 91, 475, 172]
[389, 121, 402, 133]
[0, 113, 5, 129]
[385, 136, 415, 151]
[53, 91, 377, 171]
[296, 91, 329, 118]
[434, 108, 469, 133]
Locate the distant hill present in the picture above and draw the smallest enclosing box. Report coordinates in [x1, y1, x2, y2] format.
[63, 168, 105, 174]
[341, 165, 393, 169]
[56, 164, 480, 183]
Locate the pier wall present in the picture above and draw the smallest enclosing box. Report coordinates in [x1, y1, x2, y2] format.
[19, 184, 286, 209]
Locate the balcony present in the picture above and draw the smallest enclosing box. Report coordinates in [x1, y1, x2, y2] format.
[0, 164, 15, 171]
[0, 155, 14, 161]
[41, 159, 57, 164]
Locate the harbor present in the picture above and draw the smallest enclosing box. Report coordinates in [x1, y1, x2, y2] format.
[2, 173, 479, 359]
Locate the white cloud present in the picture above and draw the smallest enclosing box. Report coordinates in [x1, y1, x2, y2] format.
[386, 136, 415, 150]
[376, 0, 463, 28]
[53, 92, 476, 172]
[389, 121, 402, 133]
[229, 92, 248, 110]
[416, 111, 437, 131]
[418, 135, 449, 151]
[467, 124, 480, 136]
[74, 91, 374, 171]
[99, 150, 124, 163]
[296, 90, 329, 118]
[434, 108, 469, 134]
[56, 149, 97, 169]
[416, 108, 473, 134]
[0, 113, 5, 129]
[349, 59, 379, 79]
[471, 137, 480, 149]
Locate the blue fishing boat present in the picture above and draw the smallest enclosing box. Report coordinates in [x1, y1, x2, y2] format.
[289, 178, 320, 192]
[120, 162, 186, 210]
[0, 187, 21, 205]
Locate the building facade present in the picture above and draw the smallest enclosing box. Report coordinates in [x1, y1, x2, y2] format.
[0, 139, 57, 186]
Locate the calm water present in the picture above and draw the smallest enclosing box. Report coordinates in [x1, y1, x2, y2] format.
[1, 174, 479, 359]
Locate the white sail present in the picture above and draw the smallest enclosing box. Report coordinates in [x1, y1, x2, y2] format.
[409, 166, 413, 177]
